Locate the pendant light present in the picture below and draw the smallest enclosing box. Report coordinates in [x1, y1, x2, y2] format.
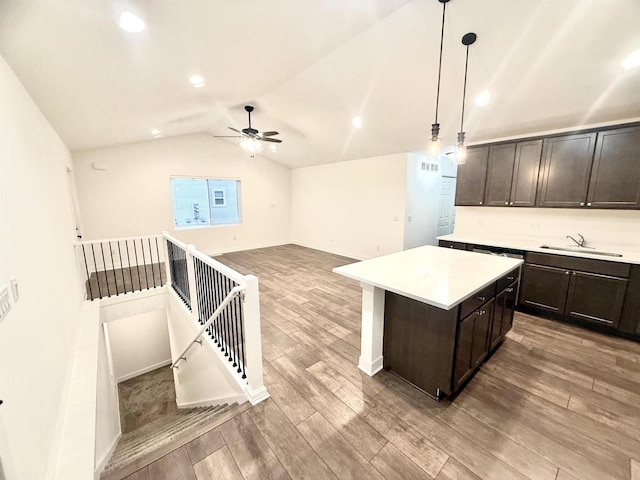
[456, 32, 477, 165]
[430, 0, 451, 158]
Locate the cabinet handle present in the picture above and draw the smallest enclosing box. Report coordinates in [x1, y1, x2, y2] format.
[477, 296, 486, 301]
[510, 202, 514, 205]
[507, 276, 515, 280]
[580, 202, 585, 206]
[587, 202, 592, 207]
[565, 271, 570, 275]
[479, 201, 483, 205]
[505, 201, 509, 205]
[476, 310, 486, 316]
[506, 287, 514, 293]
[572, 272, 576, 276]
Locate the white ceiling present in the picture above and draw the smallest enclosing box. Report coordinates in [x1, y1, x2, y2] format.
[1, 0, 639, 168]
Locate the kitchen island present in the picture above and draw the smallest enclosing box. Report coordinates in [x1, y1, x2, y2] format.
[333, 246, 523, 400]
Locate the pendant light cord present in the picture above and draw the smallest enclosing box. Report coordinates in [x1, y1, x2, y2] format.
[434, 1, 446, 124]
[460, 44, 469, 133]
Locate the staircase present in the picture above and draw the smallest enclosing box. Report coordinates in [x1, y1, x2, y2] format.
[101, 403, 235, 480]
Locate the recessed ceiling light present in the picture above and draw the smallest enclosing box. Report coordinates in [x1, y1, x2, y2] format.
[150, 129, 162, 138]
[475, 90, 491, 107]
[352, 116, 363, 129]
[118, 12, 146, 33]
[621, 48, 640, 70]
[188, 75, 206, 88]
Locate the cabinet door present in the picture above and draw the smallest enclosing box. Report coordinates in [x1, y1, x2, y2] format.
[455, 146, 489, 206]
[566, 272, 628, 326]
[511, 140, 543, 207]
[500, 284, 517, 337]
[587, 126, 640, 209]
[536, 133, 597, 207]
[484, 143, 516, 206]
[490, 291, 505, 351]
[454, 314, 475, 389]
[471, 301, 494, 368]
[519, 264, 571, 312]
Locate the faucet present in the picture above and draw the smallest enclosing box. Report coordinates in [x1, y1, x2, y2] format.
[567, 234, 585, 247]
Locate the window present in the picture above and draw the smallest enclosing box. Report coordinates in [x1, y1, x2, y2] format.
[171, 177, 241, 228]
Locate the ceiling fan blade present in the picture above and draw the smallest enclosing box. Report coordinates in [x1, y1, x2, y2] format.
[261, 131, 279, 137]
[228, 127, 243, 134]
[261, 137, 282, 143]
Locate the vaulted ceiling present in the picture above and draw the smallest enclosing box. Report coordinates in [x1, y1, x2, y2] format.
[1, 0, 639, 168]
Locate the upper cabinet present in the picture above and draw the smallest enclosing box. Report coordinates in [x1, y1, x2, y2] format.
[455, 146, 489, 206]
[587, 125, 640, 209]
[536, 133, 597, 208]
[455, 122, 640, 210]
[484, 139, 542, 207]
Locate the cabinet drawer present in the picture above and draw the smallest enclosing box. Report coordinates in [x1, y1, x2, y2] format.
[526, 252, 630, 278]
[497, 267, 520, 292]
[460, 283, 496, 320]
[439, 240, 468, 250]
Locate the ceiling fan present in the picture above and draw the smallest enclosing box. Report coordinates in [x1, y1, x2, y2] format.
[214, 106, 282, 155]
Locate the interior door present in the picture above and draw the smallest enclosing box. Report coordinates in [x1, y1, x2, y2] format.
[437, 176, 457, 236]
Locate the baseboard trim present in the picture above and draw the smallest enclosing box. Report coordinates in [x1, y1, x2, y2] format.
[290, 240, 369, 261]
[116, 359, 171, 384]
[246, 385, 270, 406]
[207, 240, 291, 257]
[94, 432, 121, 480]
[176, 393, 248, 409]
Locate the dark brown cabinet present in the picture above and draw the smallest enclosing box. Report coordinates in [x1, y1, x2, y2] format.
[438, 240, 469, 250]
[455, 146, 489, 206]
[519, 253, 630, 327]
[536, 133, 597, 208]
[520, 264, 571, 312]
[484, 140, 542, 207]
[490, 283, 517, 350]
[587, 125, 640, 209]
[454, 301, 494, 390]
[565, 271, 627, 326]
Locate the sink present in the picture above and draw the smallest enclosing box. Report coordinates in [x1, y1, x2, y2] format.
[539, 245, 623, 258]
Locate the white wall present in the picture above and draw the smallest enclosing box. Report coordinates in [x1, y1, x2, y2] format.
[291, 153, 407, 260]
[72, 134, 291, 255]
[403, 153, 441, 249]
[0, 56, 83, 480]
[454, 207, 640, 251]
[107, 310, 171, 382]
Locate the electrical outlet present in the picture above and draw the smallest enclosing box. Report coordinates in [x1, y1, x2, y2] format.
[0, 286, 11, 323]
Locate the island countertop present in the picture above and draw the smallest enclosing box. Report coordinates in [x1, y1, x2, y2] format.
[333, 245, 523, 310]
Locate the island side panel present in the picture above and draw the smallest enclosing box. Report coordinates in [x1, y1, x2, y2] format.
[383, 291, 458, 398]
[357, 282, 386, 376]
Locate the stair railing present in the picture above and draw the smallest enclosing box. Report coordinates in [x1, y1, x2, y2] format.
[171, 284, 245, 369]
[163, 231, 268, 405]
[75, 234, 165, 300]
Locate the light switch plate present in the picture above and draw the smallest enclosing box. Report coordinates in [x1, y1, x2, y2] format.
[0, 286, 11, 323]
[10, 277, 19, 302]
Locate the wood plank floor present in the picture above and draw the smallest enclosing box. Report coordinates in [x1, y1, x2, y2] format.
[123, 244, 640, 480]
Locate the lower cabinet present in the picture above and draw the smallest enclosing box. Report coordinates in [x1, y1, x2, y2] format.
[490, 283, 517, 350]
[454, 300, 494, 390]
[519, 253, 630, 328]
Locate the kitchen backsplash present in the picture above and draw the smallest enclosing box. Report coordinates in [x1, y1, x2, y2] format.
[454, 207, 640, 251]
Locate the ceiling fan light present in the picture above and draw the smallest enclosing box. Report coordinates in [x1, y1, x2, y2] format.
[241, 138, 262, 155]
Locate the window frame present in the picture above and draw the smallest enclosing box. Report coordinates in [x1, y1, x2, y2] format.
[170, 176, 242, 230]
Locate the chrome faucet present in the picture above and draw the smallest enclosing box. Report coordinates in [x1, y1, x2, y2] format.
[567, 234, 585, 247]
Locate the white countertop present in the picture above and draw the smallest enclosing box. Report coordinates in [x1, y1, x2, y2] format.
[333, 245, 523, 310]
[437, 234, 640, 265]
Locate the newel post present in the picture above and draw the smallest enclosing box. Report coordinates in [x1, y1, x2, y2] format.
[185, 244, 200, 321]
[161, 231, 172, 288]
[243, 274, 269, 405]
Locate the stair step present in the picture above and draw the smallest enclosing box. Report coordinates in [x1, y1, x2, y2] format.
[112, 405, 224, 456]
[102, 403, 232, 476]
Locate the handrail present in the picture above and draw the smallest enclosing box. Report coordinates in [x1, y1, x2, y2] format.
[163, 231, 188, 250]
[75, 233, 163, 246]
[189, 246, 246, 285]
[171, 284, 246, 369]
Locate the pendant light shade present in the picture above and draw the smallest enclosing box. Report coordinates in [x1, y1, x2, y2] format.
[457, 32, 477, 165]
[430, 0, 451, 158]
